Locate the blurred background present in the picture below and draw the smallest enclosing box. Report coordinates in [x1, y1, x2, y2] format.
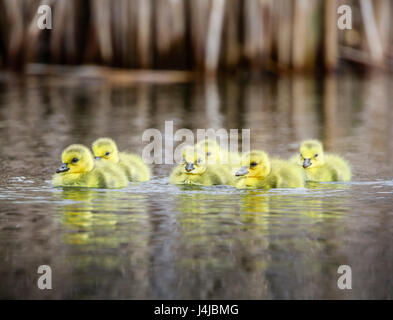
[0, 0, 393, 300]
[0, 0, 392, 73]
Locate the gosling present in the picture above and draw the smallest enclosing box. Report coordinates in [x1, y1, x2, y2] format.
[235, 150, 305, 189]
[291, 140, 351, 182]
[92, 137, 151, 182]
[52, 144, 128, 188]
[196, 139, 241, 167]
[170, 146, 234, 186]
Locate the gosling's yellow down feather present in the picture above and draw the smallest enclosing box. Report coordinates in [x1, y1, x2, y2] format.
[196, 139, 241, 167]
[235, 150, 305, 189]
[170, 146, 234, 186]
[52, 144, 128, 188]
[92, 137, 151, 182]
[290, 140, 351, 182]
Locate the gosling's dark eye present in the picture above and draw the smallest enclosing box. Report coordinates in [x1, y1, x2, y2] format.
[250, 162, 257, 167]
[105, 151, 110, 156]
[197, 158, 202, 164]
[315, 154, 318, 158]
[71, 158, 79, 163]
[206, 152, 211, 156]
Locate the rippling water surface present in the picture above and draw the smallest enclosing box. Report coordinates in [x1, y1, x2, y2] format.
[0, 71, 392, 299]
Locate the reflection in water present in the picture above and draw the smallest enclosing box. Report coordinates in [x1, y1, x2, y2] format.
[0, 72, 393, 299]
[173, 189, 271, 299]
[55, 188, 148, 247]
[52, 188, 151, 298]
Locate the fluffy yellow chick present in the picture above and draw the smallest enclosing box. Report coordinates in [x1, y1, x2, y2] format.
[52, 144, 128, 188]
[235, 150, 305, 189]
[92, 137, 151, 182]
[196, 139, 241, 167]
[170, 146, 234, 186]
[291, 140, 351, 182]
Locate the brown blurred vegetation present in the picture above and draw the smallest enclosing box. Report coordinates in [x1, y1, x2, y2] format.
[0, 0, 392, 73]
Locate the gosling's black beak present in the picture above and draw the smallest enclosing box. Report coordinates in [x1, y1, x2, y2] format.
[235, 166, 249, 176]
[56, 163, 69, 173]
[95, 156, 101, 160]
[303, 158, 311, 168]
[185, 162, 195, 172]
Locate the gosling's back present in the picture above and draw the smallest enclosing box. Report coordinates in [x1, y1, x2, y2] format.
[119, 152, 151, 182]
[324, 154, 351, 181]
[270, 159, 305, 188]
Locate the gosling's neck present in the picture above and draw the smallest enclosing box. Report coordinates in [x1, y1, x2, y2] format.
[63, 165, 95, 182]
[243, 170, 272, 186]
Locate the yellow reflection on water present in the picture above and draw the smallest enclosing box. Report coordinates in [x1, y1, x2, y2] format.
[53, 188, 150, 250]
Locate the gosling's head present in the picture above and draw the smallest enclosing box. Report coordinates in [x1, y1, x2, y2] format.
[181, 146, 207, 175]
[235, 151, 271, 179]
[56, 144, 94, 174]
[299, 140, 325, 169]
[91, 137, 120, 163]
[196, 139, 221, 164]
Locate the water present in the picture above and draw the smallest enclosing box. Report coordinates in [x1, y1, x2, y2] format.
[0, 71, 392, 299]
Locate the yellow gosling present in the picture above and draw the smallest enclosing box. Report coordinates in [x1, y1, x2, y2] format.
[92, 137, 151, 182]
[291, 140, 351, 182]
[52, 144, 128, 188]
[235, 150, 305, 189]
[170, 146, 234, 186]
[196, 139, 241, 167]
